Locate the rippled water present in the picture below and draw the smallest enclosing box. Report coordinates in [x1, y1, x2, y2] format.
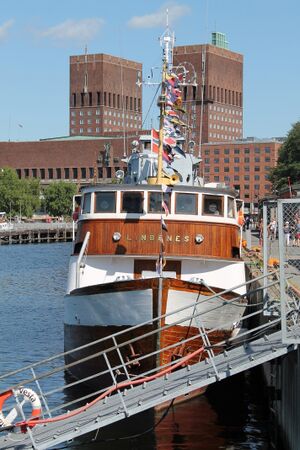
[1, 243, 273, 449]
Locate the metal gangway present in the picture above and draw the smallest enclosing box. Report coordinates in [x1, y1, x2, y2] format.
[0, 265, 300, 450]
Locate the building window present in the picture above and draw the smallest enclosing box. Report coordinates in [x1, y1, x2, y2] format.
[97, 92, 101, 105]
[214, 149, 219, 154]
[214, 158, 219, 163]
[254, 166, 260, 172]
[204, 158, 210, 164]
[245, 166, 249, 172]
[244, 148, 250, 153]
[265, 157, 270, 162]
[254, 157, 260, 162]
[244, 157, 250, 163]
[81, 92, 85, 107]
[244, 184, 249, 190]
[56, 168, 61, 179]
[255, 147, 260, 153]
[254, 175, 260, 180]
[224, 157, 229, 163]
[98, 167, 103, 178]
[106, 167, 111, 178]
[24, 169, 29, 177]
[265, 147, 271, 153]
[234, 149, 240, 154]
[204, 167, 210, 173]
[32, 169, 37, 178]
[204, 150, 210, 155]
[234, 175, 239, 181]
[214, 176, 219, 182]
[224, 167, 229, 172]
[73, 168, 78, 179]
[214, 167, 219, 173]
[234, 167, 239, 172]
[89, 92, 92, 106]
[64, 168, 70, 179]
[265, 166, 271, 171]
[244, 175, 249, 180]
[89, 167, 94, 178]
[40, 168, 45, 179]
[72, 93, 76, 107]
[234, 157, 240, 163]
[224, 149, 230, 154]
[48, 168, 53, 179]
[81, 168, 86, 179]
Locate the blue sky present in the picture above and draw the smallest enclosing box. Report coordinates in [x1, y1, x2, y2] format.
[1, 0, 299, 142]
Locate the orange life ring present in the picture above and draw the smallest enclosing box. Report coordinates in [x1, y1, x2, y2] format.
[0, 387, 42, 428]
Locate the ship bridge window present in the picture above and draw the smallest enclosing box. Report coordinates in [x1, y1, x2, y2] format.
[175, 193, 197, 215]
[82, 193, 91, 214]
[227, 197, 235, 218]
[203, 195, 223, 216]
[122, 192, 143, 213]
[148, 192, 171, 213]
[95, 192, 116, 213]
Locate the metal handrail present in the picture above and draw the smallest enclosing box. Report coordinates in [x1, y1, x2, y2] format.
[76, 231, 90, 288]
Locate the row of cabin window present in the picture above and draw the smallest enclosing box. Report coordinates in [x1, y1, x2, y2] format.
[82, 192, 236, 218]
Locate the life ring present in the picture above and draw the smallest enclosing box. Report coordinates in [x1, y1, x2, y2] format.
[0, 387, 42, 428]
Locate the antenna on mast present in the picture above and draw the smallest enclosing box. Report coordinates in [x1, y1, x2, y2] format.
[159, 9, 175, 70]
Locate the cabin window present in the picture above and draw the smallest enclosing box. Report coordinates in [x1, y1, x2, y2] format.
[122, 192, 143, 213]
[148, 192, 171, 214]
[227, 197, 235, 218]
[175, 193, 197, 215]
[82, 193, 92, 214]
[203, 195, 223, 216]
[95, 192, 116, 213]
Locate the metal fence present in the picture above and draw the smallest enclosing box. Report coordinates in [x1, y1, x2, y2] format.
[262, 199, 300, 343]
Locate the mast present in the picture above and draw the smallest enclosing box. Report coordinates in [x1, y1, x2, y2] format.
[156, 20, 175, 185]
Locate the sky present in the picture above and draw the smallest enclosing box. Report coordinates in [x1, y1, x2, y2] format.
[0, 0, 299, 142]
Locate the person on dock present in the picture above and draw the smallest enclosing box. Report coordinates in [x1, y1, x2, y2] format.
[283, 221, 291, 247]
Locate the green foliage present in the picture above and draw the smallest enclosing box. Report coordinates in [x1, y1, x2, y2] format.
[270, 121, 300, 190]
[0, 167, 41, 217]
[43, 181, 77, 217]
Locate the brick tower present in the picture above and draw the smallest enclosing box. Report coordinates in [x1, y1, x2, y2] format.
[69, 52, 142, 136]
[173, 33, 243, 149]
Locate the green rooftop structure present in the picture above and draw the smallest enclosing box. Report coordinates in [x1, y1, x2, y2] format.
[211, 32, 229, 49]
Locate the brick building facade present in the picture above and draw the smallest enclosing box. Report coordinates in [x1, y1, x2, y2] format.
[69, 54, 142, 136]
[0, 134, 141, 185]
[173, 43, 243, 146]
[202, 138, 283, 213]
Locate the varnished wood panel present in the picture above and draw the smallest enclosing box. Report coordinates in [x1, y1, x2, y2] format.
[75, 219, 241, 259]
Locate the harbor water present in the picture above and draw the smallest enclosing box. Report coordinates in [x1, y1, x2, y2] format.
[1, 243, 275, 449]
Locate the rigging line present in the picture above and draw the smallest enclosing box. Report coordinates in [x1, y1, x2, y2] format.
[119, 60, 127, 157]
[142, 83, 161, 129]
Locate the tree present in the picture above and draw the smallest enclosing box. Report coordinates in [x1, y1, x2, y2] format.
[269, 122, 300, 190]
[0, 168, 41, 218]
[43, 181, 77, 217]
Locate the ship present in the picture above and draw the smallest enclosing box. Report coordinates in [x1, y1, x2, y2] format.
[64, 26, 247, 391]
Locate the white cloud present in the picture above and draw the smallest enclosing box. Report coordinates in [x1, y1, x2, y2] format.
[38, 18, 104, 42]
[128, 2, 190, 28]
[0, 19, 14, 41]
